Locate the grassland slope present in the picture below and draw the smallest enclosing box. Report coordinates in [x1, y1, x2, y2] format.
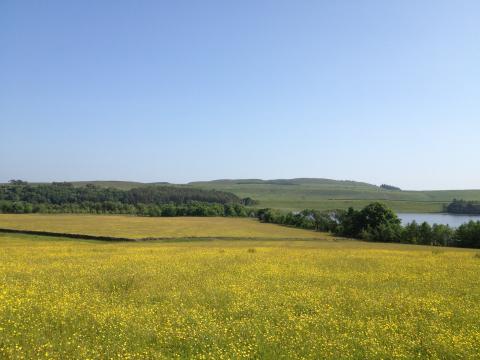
[189, 178, 480, 212]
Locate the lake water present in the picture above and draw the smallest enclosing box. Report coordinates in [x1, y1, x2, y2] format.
[398, 213, 480, 227]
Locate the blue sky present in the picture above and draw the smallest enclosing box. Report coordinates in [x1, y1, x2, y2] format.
[1, 0, 479, 189]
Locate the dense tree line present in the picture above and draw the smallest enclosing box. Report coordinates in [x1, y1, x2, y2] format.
[0, 181, 241, 205]
[380, 184, 401, 191]
[0, 200, 252, 217]
[445, 199, 480, 214]
[258, 202, 480, 248]
[0, 181, 255, 217]
[240, 197, 259, 206]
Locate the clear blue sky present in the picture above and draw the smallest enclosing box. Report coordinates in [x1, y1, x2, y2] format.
[1, 0, 479, 189]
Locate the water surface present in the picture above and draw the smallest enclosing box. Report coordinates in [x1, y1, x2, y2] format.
[398, 213, 480, 227]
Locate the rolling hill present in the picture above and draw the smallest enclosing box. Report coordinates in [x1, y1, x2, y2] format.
[186, 178, 480, 213]
[8, 178, 480, 213]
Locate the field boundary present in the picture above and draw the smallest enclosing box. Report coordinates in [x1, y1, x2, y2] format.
[0, 228, 328, 242]
[0, 228, 136, 242]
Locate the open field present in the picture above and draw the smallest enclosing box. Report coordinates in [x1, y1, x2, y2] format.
[1, 232, 479, 359]
[0, 214, 325, 240]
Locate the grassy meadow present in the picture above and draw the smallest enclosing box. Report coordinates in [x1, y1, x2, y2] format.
[0, 214, 325, 240]
[1, 231, 479, 359]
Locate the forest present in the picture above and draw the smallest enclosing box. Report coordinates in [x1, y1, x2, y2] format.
[0, 181, 251, 217]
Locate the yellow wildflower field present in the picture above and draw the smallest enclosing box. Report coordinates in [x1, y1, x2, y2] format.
[1, 232, 479, 359]
[0, 214, 325, 240]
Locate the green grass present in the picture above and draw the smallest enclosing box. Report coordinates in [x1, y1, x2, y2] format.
[0, 214, 326, 240]
[1, 232, 479, 359]
[189, 179, 480, 213]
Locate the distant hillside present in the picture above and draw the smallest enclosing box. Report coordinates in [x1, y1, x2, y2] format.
[187, 178, 480, 213]
[190, 178, 377, 188]
[7, 178, 480, 213]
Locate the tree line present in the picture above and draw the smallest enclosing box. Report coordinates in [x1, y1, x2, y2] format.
[257, 202, 480, 248]
[1, 181, 241, 205]
[0, 200, 254, 217]
[0, 181, 254, 217]
[380, 184, 401, 191]
[445, 199, 480, 214]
